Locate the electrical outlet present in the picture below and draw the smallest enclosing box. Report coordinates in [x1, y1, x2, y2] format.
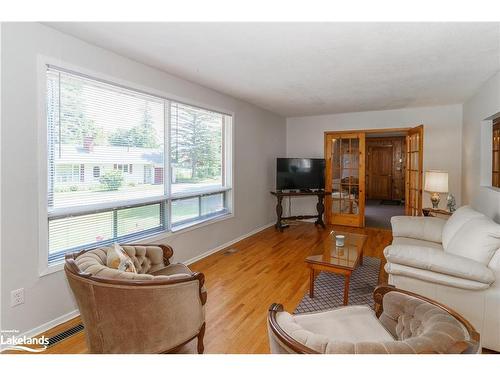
[11, 288, 24, 307]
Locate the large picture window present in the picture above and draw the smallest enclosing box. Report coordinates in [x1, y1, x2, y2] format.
[46, 66, 232, 263]
[170, 102, 224, 194]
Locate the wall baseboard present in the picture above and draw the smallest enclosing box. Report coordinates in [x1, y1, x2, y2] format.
[184, 222, 275, 265]
[16, 309, 80, 341]
[16, 222, 275, 341]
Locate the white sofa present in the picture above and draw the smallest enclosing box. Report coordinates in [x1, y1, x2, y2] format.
[384, 206, 500, 351]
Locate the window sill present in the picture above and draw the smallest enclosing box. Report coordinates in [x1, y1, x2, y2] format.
[170, 211, 232, 233]
[40, 211, 234, 277]
[40, 261, 65, 277]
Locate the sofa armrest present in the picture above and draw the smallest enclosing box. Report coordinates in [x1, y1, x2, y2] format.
[391, 216, 446, 243]
[487, 249, 500, 275]
[384, 244, 495, 284]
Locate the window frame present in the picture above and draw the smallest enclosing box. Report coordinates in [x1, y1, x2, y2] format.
[38, 57, 234, 275]
[170, 191, 228, 229]
[492, 118, 500, 188]
[55, 164, 81, 184]
[114, 164, 133, 174]
[92, 166, 101, 179]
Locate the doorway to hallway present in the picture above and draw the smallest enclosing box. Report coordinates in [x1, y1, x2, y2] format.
[324, 125, 423, 229]
[365, 199, 405, 229]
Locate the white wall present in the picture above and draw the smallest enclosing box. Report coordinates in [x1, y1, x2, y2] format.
[0, 22, 3, 334]
[286, 104, 463, 215]
[462, 72, 500, 222]
[0, 23, 286, 335]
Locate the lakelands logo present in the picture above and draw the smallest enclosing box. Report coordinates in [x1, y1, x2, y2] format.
[0, 330, 49, 353]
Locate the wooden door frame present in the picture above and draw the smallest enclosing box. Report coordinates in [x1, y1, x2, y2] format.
[405, 125, 424, 216]
[324, 125, 424, 225]
[324, 132, 366, 227]
[324, 127, 413, 136]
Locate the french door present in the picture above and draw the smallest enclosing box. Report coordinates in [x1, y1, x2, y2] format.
[405, 125, 424, 216]
[325, 132, 366, 227]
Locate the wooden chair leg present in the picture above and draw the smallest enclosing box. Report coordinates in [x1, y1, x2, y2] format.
[309, 268, 316, 298]
[343, 274, 351, 306]
[197, 323, 206, 354]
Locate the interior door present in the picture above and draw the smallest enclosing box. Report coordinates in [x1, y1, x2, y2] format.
[368, 145, 393, 200]
[405, 125, 424, 216]
[325, 132, 365, 227]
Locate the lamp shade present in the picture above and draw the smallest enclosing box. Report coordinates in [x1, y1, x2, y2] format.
[424, 170, 448, 193]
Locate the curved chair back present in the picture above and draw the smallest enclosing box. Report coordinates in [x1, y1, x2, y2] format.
[65, 245, 206, 353]
[268, 285, 480, 354]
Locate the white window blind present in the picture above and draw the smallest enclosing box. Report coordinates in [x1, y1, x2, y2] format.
[45, 66, 232, 264]
[170, 102, 224, 194]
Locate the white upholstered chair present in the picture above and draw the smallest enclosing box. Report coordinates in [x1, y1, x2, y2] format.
[267, 285, 479, 354]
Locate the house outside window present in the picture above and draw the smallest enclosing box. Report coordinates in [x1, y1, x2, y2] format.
[114, 164, 132, 174]
[56, 164, 80, 183]
[45, 65, 233, 265]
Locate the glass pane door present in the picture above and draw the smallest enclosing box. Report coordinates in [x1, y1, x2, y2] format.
[325, 132, 365, 227]
[405, 125, 423, 216]
[493, 120, 500, 188]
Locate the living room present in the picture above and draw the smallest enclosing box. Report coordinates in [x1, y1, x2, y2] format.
[1, 1, 500, 372]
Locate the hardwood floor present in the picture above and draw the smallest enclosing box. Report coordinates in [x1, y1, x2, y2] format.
[5, 222, 392, 354]
[191, 222, 391, 354]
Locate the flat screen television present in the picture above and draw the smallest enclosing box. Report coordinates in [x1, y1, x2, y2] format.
[276, 158, 325, 191]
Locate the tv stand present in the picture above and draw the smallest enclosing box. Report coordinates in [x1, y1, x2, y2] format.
[270, 190, 330, 231]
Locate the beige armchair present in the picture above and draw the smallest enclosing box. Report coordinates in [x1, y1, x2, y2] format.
[65, 244, 207, 354]
[268, 285, 479, 354]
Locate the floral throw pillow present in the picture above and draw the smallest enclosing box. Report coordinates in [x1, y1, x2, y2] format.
[106, 243, 137, 273]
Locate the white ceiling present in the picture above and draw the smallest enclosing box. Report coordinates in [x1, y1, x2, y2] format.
[46, 22, 500, 117]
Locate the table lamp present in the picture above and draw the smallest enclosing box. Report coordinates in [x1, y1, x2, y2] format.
[424, 170, 448, 209]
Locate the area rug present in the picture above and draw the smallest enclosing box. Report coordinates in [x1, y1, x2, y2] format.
[294, 256, 381, 314]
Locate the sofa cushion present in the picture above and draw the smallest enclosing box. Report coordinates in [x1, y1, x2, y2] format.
[445, 217, 500, 265]
[274, 299, 472, 354]
[384, 244, 495, 284]
[392, 237, 443, 250]
[76, 249, 153, 280]
[152, 263, 192, 276]
[391, 216, 446, 244]
[385, 263, 492, 290]
[275, 305, 394, 353]
[293, 305, 395, 343]
[75, 246, 170, 281]
[442, 206, 485, 249]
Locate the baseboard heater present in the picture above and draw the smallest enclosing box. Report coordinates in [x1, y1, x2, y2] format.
[47, 323, 84, 347]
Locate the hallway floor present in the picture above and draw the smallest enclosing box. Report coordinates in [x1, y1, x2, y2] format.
[365, 199, 405, 229]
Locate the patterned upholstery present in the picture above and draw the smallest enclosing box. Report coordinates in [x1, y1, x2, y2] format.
[378, 291, 472, 353]
[65, 244, 207, 353]
[75, 245, 183, 280]
[121, 245, 166, 274]
[269, 290, 479, 354]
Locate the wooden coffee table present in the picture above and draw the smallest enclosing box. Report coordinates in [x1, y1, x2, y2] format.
[305, 231, 368, 305]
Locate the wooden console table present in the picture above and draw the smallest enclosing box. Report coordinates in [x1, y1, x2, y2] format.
[422, 207, 453, 218]
[270, 191, 330, 231]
